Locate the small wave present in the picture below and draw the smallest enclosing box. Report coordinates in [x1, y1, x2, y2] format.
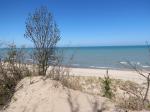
[131, 61, 140, 65]
[71, 64, 80, 66]
[90, 66, 95, 68]
[142, 65, 150, 68]
[120, 61, 128, 65]
[120, 61, 141, 65]
[89, 66, 111, 69]
[137, 62, 140, 65]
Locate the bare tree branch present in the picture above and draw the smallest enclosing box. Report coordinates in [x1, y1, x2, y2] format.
[24, 6, 61, 76]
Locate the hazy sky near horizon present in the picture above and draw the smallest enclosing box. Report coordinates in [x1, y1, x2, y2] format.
[0, 0, 150, 47]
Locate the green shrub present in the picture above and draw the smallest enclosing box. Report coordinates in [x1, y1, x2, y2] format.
[101, 70, 113, 99]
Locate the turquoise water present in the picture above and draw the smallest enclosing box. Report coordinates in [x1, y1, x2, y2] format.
[61, 46, 150, 69]
[0, 46, 150, 69]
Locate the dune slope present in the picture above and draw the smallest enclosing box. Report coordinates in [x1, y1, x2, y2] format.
[1, 76, 117, 112]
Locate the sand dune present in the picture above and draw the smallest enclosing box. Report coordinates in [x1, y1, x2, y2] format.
[1, 68, 150, 112]
[2, 76, 116, 112]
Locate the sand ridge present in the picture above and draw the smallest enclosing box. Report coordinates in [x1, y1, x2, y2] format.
[2, 76, 116, 112]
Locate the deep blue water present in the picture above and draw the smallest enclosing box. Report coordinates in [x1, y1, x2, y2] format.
[0, 46, 150, 70]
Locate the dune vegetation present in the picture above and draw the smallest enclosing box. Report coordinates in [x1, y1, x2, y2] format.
[0, 6, 150, 112]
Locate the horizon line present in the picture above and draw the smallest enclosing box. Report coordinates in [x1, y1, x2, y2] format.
[1, 44, 150, 48]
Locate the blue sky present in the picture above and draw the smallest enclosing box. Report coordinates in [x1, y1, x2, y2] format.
[0, 0, 150, 47]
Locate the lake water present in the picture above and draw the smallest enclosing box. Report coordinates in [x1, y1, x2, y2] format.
[0, 46, 150, 70]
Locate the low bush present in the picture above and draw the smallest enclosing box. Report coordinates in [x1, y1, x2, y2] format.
[0, 43, 31, 108]
[101, 70, 113, 99]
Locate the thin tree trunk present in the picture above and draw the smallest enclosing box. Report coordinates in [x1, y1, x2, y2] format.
[143, 73, 150, 103]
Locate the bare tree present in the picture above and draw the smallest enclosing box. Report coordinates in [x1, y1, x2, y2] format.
[126, 62, 150, 105]
[24, 6, 61, 76]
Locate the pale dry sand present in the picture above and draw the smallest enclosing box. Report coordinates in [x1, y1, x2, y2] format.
[2, 76, 116, 112]
[70, 67, 150, 84]
[32, 64, 149, 84]
[1, 68, 150, 112]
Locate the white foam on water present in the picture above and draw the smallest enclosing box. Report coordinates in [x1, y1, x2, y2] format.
[137, 62, 140, 65]
[142, 65, 150, 68]
[120, 61, 128, 65]
[89, 66, 111, 69]
[72, 64, 80, 66]
[89, 66, 95, 68]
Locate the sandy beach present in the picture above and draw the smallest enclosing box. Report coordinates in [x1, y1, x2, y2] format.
[69, 67, 149, 84]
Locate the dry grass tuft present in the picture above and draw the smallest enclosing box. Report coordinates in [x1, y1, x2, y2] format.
[115, 80, 150, 111]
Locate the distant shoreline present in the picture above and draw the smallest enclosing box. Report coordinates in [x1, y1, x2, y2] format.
[65, 64, 150, 72]
[67, 67, 150, 84]
[0, 44, 150, 49]
[66, 64, 132, 71]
